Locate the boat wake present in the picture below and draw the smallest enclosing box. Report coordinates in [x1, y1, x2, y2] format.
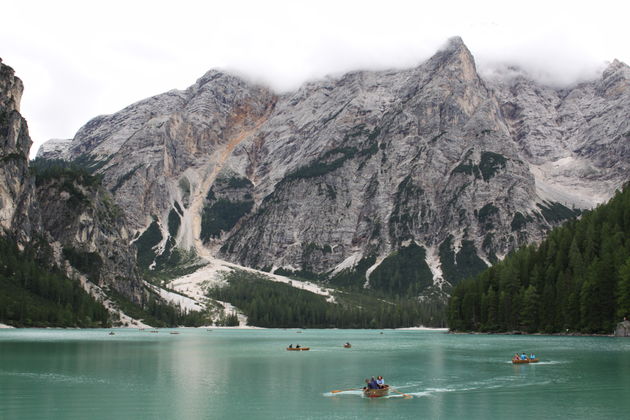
[505, 359, 564, 365]
[1, 370, 109, 385]
[325, 375, 561, 399]
[533, 360, 564, 365]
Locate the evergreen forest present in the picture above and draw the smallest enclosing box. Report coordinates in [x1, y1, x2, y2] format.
[208, 269, 446, 328]
[0, 236, 110, 327]
[448, 185, 630, 334]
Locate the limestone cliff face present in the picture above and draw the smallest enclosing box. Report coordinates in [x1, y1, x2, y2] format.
[0, 59, 35, 241]
[41, 71, 277, 236]
[222, 38, 538, 274]
[38, 38, 630, 292]
[34, 170, 143, 299]
[488, 59, 630, 208]
[0, 58, 143, 302]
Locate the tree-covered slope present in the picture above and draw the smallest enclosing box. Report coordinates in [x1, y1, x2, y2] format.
[448, 184, 630, 334]
[0, 236, 110, 327]
[208, 269, 446, 329]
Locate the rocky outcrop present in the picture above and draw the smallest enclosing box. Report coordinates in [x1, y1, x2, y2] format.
[1, 57, 143, 303]
[34, 168, 143, 300]
[37, 38, 630, 294]
[615, 320, 630, 337]
[0, 58, 36, 241]
[488, 60, 630, 209]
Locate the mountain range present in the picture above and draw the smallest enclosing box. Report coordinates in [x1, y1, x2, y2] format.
[2, 37, 628, 326]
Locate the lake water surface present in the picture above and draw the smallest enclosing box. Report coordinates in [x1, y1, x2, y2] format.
[1, 329, 629, 419]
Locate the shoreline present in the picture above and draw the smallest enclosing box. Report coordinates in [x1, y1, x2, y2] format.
[0, 325, 447, 331]
[0, 325, 617, 336]
[448, 330, 616, 337]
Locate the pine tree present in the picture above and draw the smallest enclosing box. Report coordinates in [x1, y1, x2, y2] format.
[520, 285, 540, 332]
[616, 257, 630, 320]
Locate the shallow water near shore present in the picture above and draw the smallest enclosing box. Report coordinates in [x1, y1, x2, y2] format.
[1, 329, 629, 419]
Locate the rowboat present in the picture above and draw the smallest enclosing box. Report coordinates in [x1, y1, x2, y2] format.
[363, 385, 389, 398]
[512, 358, 539, 364]
[286, 347, 310, 351]
[343, 344, 352, 348]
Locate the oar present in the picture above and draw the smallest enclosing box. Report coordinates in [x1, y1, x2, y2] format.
[330, 387, 362, 394]
[390, 388, 413, 399]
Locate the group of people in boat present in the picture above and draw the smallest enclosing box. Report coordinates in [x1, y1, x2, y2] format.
[512, 352, 536, 361]
[288, 344, 302, 349]
[363, 376, 386, 390]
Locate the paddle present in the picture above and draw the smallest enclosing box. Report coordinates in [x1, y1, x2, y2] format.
[330, 387, 362, 394]
[390, 388, 413, 399]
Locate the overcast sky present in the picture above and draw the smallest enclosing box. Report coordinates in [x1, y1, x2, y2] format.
[2, 0, 629, 157]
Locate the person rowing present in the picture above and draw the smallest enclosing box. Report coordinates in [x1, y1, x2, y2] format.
[363, 377, 378, 390]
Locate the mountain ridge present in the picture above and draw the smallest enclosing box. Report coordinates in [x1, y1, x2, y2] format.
[36, 38, 630, 296]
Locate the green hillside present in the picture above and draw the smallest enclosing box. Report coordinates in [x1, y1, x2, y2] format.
[448, 184, 630, 334]
[208, 269, 446, 328]
[0, 236, 110, 327]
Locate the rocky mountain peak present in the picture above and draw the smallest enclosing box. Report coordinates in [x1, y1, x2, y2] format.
[425, 36, 478, 83]
[604, 58, 629, 75]
[192, 69, 248, 91]
[598, 58, 630, 97]
[33, 40, 630, 298]
[0, 58, 24, 113]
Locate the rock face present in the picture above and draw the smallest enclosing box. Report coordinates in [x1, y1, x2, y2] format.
[34, 168, 143, 299]
[488, 60, 630, 208]
[0, 58, 36, 241]
[38, 38, 630, 293]
[615, 320, 630, 337]
[0, 58, 143, 302]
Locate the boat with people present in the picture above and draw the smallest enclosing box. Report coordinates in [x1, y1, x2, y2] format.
[286, 345, 310, 351]
[343, 342, 351, 348]
[512, 358, 539, 364]
[331, 375, 411, 399]
[512, 352, 539, 364]
[363, 384, 389, 398]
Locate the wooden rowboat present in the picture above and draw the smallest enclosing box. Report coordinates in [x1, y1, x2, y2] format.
[286, 347, 310, 351]
[363, 385, 389, 398]
[512, 358, 539, 364]
[343, 344, 352, 348]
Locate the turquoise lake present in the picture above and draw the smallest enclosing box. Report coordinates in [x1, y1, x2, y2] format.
[1, 329, 629, 419]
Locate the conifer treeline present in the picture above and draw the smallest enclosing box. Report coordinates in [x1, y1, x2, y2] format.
[448, 185, 630, 334]
[209, 270, 446, 328]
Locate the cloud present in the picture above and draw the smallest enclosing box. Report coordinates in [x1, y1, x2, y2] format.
[1, 0, 628, 157]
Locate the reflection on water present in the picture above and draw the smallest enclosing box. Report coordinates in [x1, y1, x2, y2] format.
[1, 329, 629, 419]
